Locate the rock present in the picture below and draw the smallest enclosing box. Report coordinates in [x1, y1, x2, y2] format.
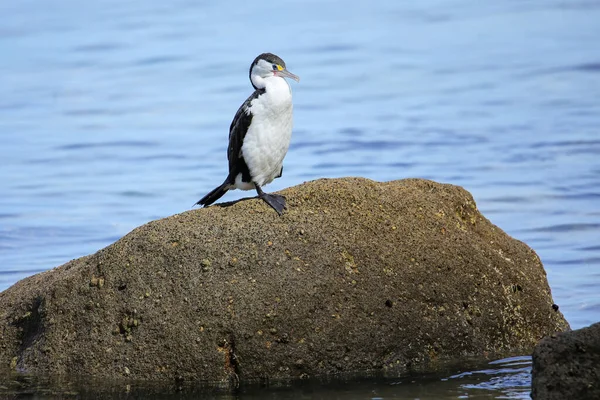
[532, 322, 600, 399]
[0, 178, 568, 386]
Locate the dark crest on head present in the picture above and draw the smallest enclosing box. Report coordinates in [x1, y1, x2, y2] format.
[249, 53, 286, 87]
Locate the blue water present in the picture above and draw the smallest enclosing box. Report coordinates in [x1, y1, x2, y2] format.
[1, 0, 599, 397]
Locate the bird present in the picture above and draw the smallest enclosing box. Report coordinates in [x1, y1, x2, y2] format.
[195, 53, 299, 215]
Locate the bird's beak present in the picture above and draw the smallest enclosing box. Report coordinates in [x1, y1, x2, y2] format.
[277, 69, 300, 82]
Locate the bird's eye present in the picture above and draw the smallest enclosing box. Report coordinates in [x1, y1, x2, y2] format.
[272, 64, 278, 70]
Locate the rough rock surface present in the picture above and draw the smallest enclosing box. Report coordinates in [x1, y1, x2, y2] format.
[0, 178, 568, 386]
[532, 322, 600, 399]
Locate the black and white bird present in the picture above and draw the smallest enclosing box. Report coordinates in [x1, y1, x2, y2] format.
[195, 53, 299, 215]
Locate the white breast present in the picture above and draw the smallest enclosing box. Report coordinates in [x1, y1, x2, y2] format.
[241, 77, 293, 188]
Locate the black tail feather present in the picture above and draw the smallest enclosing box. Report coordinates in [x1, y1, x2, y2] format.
[196, 181, 230, 207]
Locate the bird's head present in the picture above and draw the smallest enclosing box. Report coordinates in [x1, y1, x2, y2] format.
[249, 53, 300, 90]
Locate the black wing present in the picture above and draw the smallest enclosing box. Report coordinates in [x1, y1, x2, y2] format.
[226, 89, 264, 183]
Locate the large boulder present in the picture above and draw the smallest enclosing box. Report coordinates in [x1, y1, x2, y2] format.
[531, 322, 600, 399]
[0, 178, 568, 386]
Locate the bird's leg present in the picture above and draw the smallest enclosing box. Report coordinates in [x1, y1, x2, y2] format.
[255, 184, 286, 215]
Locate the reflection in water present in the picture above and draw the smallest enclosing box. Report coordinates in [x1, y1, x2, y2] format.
[0, 357, 531, 399]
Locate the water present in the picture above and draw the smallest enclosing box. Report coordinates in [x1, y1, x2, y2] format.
[1, 356, 531, 399]
[1, 0, 599, 397]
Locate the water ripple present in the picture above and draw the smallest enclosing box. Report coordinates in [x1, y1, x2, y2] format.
[73, 42, 124, 53]
[523, 223, 600, 233]
[56, 141, 159, 150]
[448, 356, 531, 399]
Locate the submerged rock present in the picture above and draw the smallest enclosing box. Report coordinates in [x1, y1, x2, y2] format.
[531, 322, 600, 399]
[0, 178, 568, 386]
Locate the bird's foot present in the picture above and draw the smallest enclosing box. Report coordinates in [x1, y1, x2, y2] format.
[259, 193, 287, 215]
